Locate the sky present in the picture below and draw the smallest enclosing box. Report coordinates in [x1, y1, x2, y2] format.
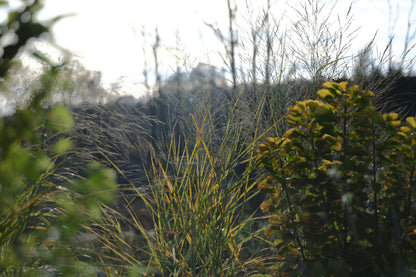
[21, 0, 416, 97]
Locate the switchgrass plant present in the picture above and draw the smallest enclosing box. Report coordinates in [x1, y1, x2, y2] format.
[89, 87, 283, 275]
[141, 115, 260, 276]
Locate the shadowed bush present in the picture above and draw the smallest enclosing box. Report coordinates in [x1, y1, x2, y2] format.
[257, 81, 416, 276]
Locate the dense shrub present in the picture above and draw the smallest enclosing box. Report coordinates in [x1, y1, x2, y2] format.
[257, 81, 416, 276]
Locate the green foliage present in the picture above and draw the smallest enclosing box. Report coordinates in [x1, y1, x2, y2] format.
[0, 0, 49, 77]
[257, 81, 416, 276]
[0, 1, 117, 275]
[0, 68, 117, 276]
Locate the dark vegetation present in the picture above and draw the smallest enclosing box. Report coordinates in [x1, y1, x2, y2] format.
[1, 0, 416, 276]
[258, 82, 416, 275]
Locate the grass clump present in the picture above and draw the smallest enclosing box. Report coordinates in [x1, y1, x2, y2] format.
[95, 104, 274, 276]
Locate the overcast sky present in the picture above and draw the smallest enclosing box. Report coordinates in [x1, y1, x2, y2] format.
[31, 0, 416, 96]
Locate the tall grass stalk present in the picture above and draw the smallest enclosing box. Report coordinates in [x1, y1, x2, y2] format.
[91, 86, 285, 275]
[140, 115, 257, 276]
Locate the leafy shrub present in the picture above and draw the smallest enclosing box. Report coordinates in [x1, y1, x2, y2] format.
[257, 81, 416, 276]
[0, 1, 117, 275]
[0, 68, 118, 276]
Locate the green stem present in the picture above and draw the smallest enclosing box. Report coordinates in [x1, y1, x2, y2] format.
[342, 102, 349, 256]
[279, 159, 306, 261]
[372, 129, 382, 267]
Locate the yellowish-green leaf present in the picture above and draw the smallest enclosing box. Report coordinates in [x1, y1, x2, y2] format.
[322, 134, 335, 141]
[296, 101, 306, 110]
[391, 120, 401, 127]
[397, 132, 408, 139]
[317, 89, 333, 99]
[406, 117, 416, 129]
[287, 114, 301, 123]
[331, 141, 342, 151]
[365, 90, 375, 97]
[339, 81, 348, 91]
[266, 137, 282, 146]
[271, 191, 281, 201]
[289, 105, 302, 113]
[322, 81, 337, 89]
[257, 144, 269, 153]
[383, 112, 399, 121]
[304, 99, 324, 108]
[260, 199, 273, 212]
[284, 128, 298, 138]
[400, 126, 411, 134]
[265, 226, 276, 238]
[258, 180, 271, 191]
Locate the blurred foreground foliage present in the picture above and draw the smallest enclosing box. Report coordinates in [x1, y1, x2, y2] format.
[0, 1, 116, 275]
[257, 81, 416, 276]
